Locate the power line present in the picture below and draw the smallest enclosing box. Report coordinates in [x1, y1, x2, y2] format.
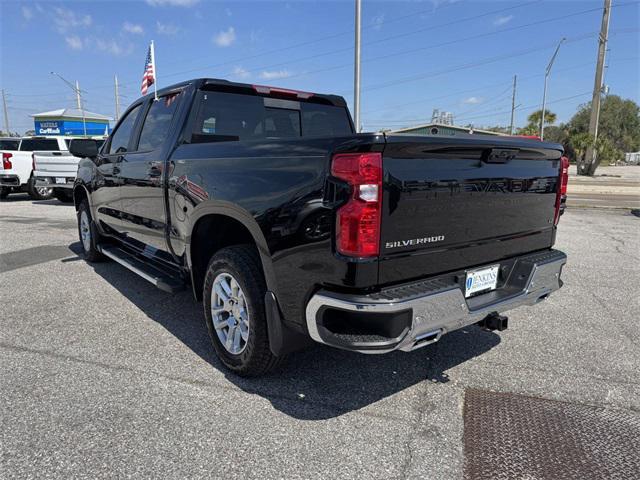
[361, 56, 637, 117]
[157, 0, 467, 72]
[93, 0, 638, 92]
[147, 0, 541, 85]
[368, 91, 593, 128]
[354, 27, 638, 96]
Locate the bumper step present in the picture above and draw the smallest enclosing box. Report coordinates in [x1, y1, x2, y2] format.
[98, 246, 185, 294]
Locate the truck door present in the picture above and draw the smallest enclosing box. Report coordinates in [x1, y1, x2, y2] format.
[92, 103, 143, 233]
[117, 92, 183, 252]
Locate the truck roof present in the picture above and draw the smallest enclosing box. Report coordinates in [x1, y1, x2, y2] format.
[142, 78, 348, 108]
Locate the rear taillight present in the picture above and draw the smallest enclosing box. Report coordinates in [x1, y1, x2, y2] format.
[554, 155, 570, 225]
[2, 152, 12, 170]
[331, 152, 383, 257]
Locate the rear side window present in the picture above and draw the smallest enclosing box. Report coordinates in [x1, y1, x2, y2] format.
[137, 93, 182, 151]
[108, 104, 142, 154]
[190, 91, 352, 143]
[19, 139, 60, 151]
[0, 139, 19, 150]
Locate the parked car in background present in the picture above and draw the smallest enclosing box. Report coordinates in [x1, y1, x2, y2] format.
[1, 136, 69, 200]
[70, 78, 568, 376]
[33, 137, 106, 203]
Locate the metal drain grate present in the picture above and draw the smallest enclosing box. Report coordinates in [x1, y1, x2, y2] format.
[463, 389, 640, 480]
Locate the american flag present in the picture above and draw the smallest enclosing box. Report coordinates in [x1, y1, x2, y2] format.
[141, 44, 155, 95]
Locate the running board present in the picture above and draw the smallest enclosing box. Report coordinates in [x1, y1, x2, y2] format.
[98, 246, 185, 294]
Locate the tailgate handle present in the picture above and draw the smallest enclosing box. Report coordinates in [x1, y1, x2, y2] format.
[484, 148, 519, 164]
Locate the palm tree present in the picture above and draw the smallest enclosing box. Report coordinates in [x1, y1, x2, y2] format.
[527, 109, 557, 127]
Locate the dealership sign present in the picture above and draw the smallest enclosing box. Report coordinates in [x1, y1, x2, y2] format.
[34, 120, 110, 136]
[36, 121, 61, 135]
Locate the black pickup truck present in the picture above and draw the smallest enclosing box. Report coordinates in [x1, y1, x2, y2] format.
[70, 78, 568, 376]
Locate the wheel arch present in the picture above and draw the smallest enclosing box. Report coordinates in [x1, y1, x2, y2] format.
[72, 183, 91, 211]
[187, 201, 277, 301]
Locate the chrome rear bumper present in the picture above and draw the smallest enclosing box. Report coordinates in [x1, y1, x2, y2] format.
[305, 249, 566, 353]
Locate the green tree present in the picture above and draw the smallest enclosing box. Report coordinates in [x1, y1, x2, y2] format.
[516, 109, 557, 136]
[566, 95, 640, 175]
[527, 109, 557, 127]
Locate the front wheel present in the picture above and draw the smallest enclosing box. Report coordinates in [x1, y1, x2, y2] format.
[27, 177, 53, 200]
[203, 245, 282, 376]
[77, 200, 104, 262]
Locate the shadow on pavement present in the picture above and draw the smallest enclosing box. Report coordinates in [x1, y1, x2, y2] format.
[74, 241, 501, 420]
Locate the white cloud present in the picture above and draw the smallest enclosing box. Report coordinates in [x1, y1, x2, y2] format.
[123, 22, 144, 35]
[371, 13, 385, 31]
[213, 27, 236, 47]
[95, 38, 132, 56]
[493, 15, 514, 26]
[156, 21, 179, 35]
[463, 96, 483, 105]
[146, 0, 199, 6]
[249, 29, 262, 44]
[53, 7, 92, 33]
[232, 66, 251, 79]
[65, 35, 83, 50]
[259, 70, 292, 80]
[22, 6, 33, 21]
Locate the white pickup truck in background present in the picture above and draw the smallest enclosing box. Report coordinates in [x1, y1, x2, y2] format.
[33, 137, 105, 203]
[1, 136, 70, 200]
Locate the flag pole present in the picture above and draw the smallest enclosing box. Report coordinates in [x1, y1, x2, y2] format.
[150, 40, 158, 101]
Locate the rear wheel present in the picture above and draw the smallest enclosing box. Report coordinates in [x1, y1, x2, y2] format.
[0, 187, 9, 200]
[77, 200, 104, 262]
[54, 189, 74, 203]
[203, 245, 282, 376]
[27, 176, 53, 200]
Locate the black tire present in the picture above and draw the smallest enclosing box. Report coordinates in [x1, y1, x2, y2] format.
[77, 199, 104, 262]
[54, 189, 74, 203]
[0, 187, 8, 200]
[203, 245, 282, 376]
[27, 176, 53, 200]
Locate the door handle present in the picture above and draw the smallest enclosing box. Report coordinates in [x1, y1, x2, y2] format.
[149, 161, 163, 178]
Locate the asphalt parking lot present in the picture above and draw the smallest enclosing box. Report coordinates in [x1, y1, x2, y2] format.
[1, 194, 639, 479]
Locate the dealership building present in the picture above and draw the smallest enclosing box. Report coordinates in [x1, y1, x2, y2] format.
[31, 108, 112, 136]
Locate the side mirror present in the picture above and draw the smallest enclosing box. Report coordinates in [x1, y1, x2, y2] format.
[69, 139, 99, 159]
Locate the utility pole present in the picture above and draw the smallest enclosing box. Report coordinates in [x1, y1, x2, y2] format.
[74, 80, 82, 110]
[114, 75, 121, 122]
[583, 0, 612, 176]
[353, 0, 362, 133]
[509, 75, 517, 135]
[540, 38, 565, 141]
[51, 72, 87, 136]
[2, 89, 10, 135]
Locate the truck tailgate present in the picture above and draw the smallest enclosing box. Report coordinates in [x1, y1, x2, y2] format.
[379, 134, 563, 285]
[33, 152, 78, 178]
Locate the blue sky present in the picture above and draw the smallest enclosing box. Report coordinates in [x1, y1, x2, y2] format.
[1, 0, 638, 134]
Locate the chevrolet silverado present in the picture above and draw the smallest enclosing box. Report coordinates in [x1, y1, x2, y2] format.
[69, 78, 568, 376]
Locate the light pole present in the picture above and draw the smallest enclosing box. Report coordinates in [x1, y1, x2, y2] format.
[539, 38, 565, 140]
[51, 72, 87, 136]
[353, 0, 362, 133]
